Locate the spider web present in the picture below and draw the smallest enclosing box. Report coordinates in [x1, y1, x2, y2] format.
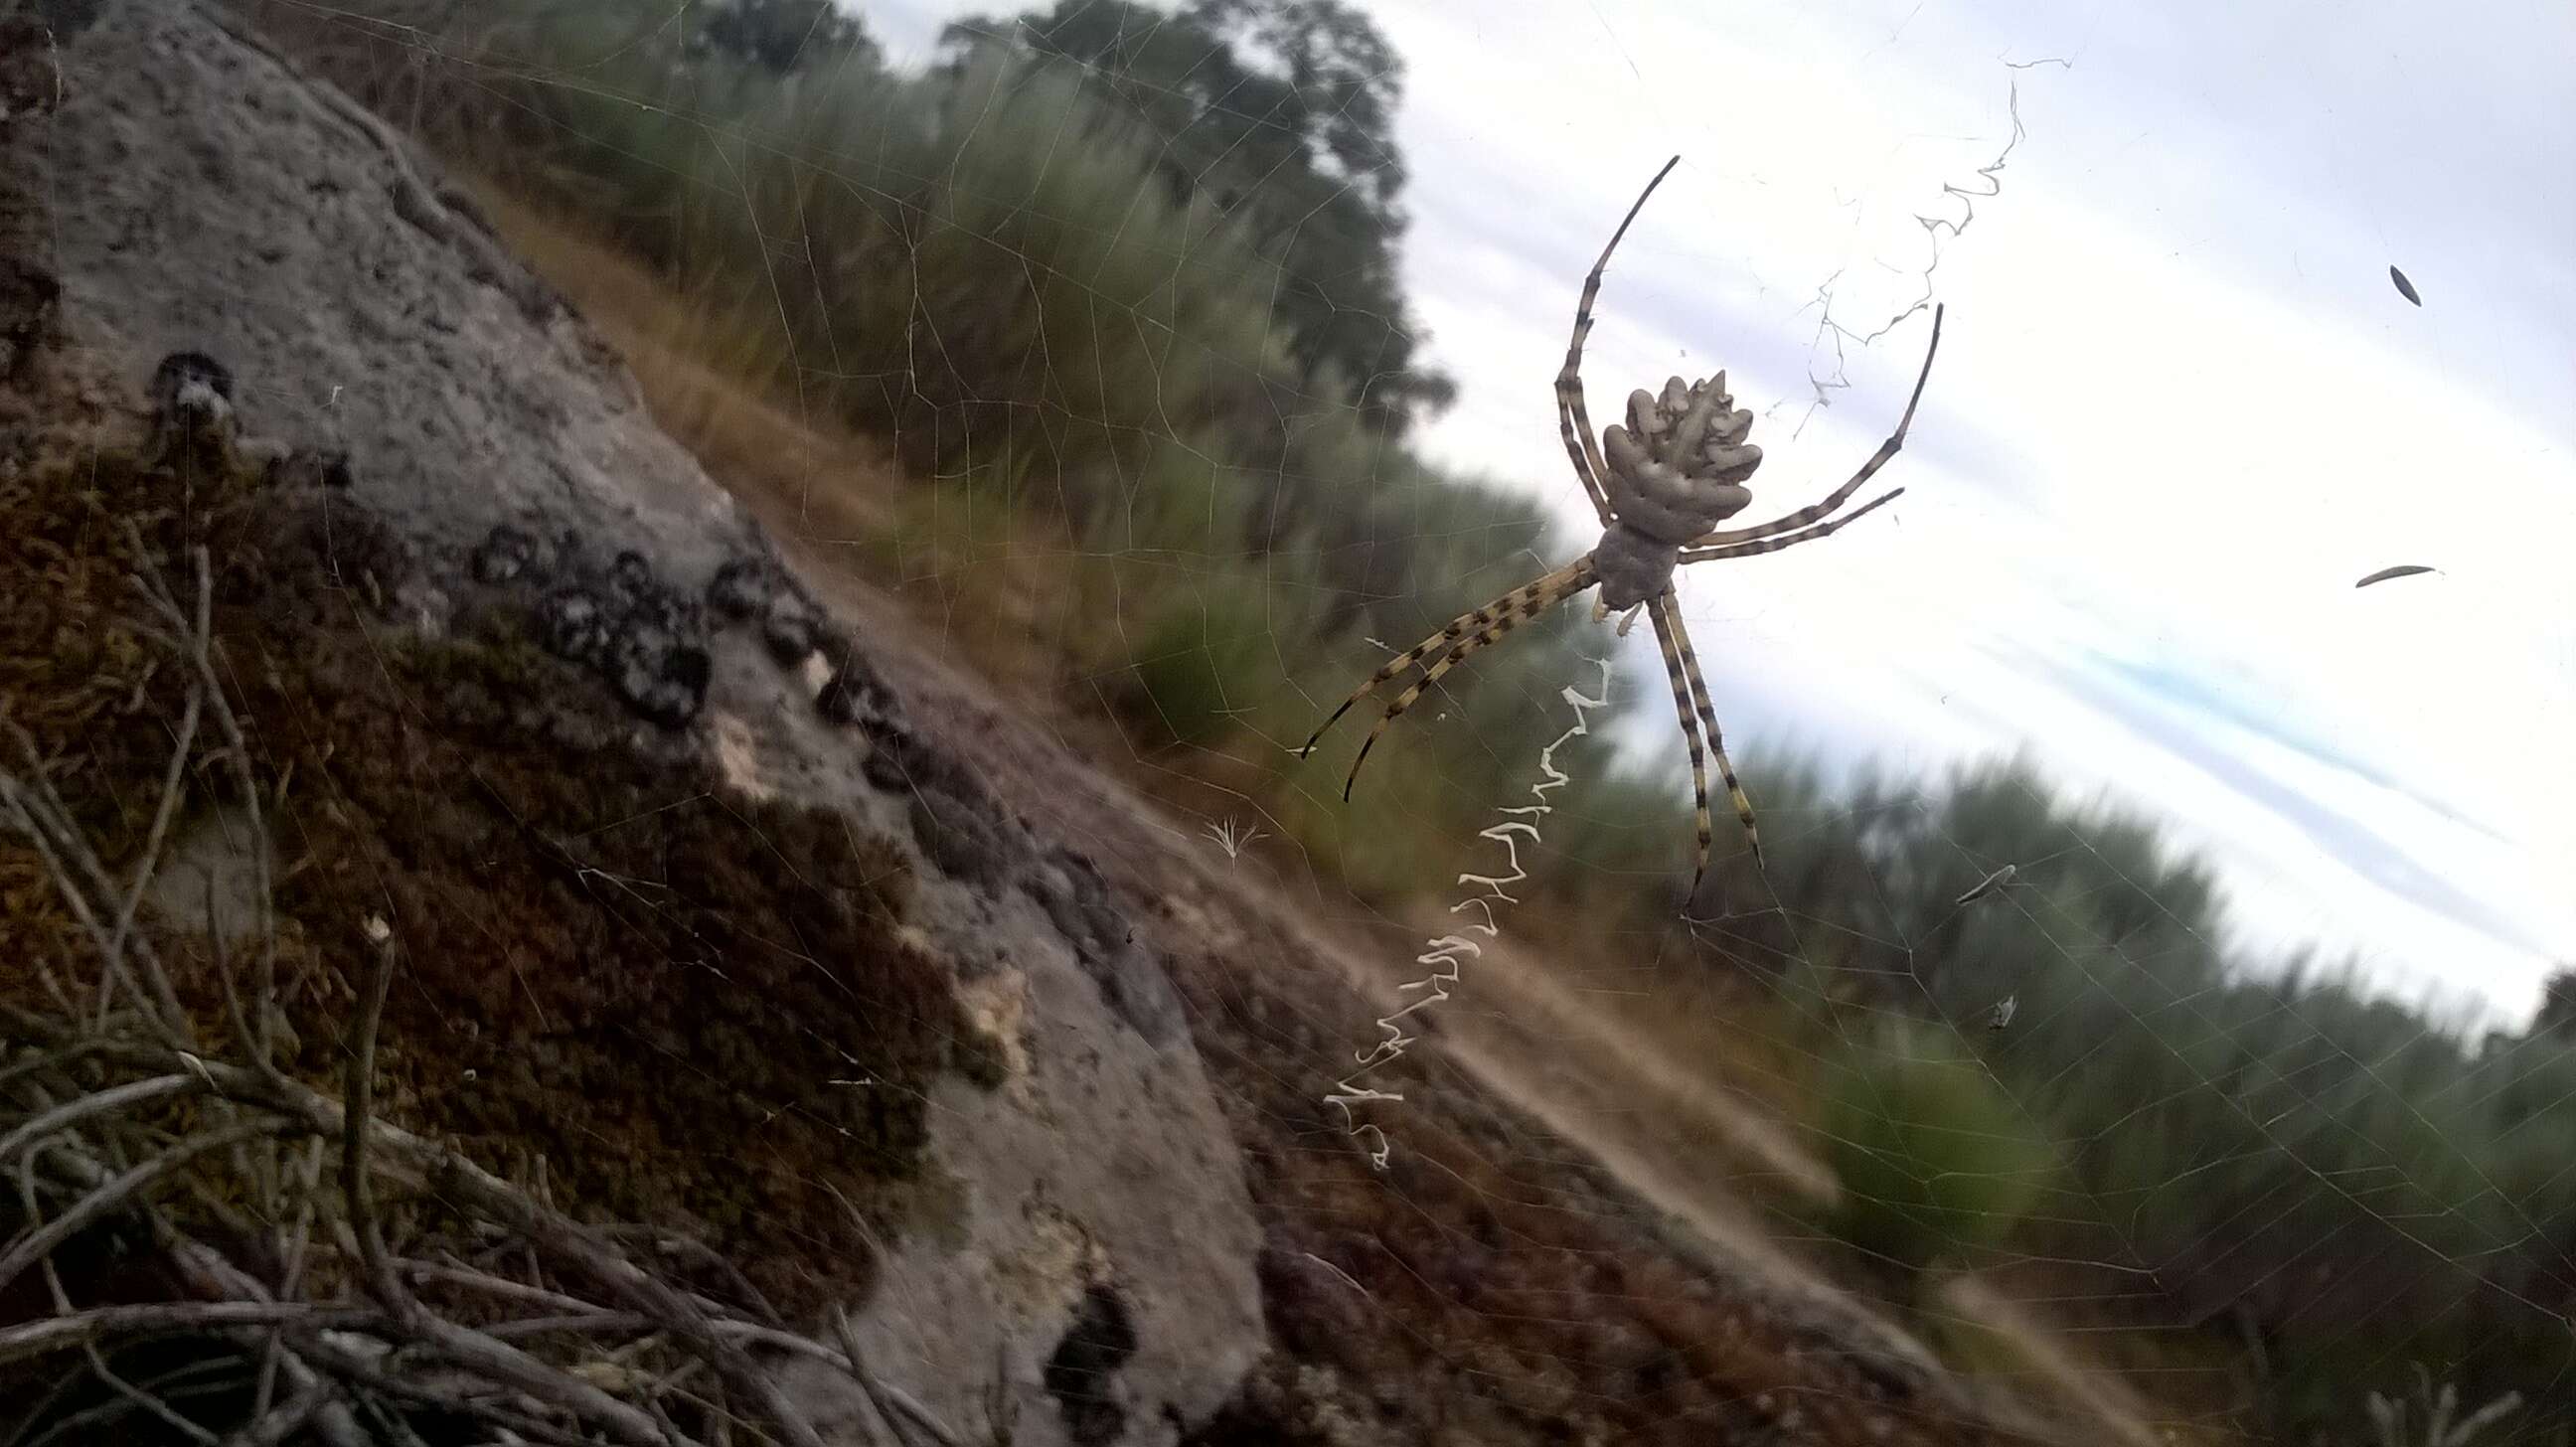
[17, 0, 2576, 1444]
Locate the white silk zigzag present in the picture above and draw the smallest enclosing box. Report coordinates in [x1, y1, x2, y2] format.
[1324, 657, 1614, 1169]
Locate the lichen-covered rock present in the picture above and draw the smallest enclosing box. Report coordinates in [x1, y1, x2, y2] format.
[761, 595, 824, 667]
[706, 554, 778, 624]
[536, 586, 611, 663]
[471, 523, 540, 584]
[19, 6, 1264, 1442]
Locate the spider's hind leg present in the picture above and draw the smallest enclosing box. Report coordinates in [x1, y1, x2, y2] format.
[1649, 592, 1762, 889]
[1646, 595, 1715, 891]
[1304, 560, 1597, 799]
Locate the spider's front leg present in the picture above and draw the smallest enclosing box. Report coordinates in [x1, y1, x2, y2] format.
[1557, 156, 1683, 527]
[1689, 304, 1944, 550]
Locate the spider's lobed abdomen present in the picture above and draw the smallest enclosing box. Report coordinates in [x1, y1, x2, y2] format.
[1600, 371, 1763, 553]
[1631, 374, 1762, 480]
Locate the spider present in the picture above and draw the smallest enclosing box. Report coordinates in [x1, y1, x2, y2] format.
[1298, 156, 1946, 888]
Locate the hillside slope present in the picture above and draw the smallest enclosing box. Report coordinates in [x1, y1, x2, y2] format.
[3, 2, 2139, 1444]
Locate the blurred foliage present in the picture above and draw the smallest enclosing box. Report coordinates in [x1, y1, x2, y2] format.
[1814, 1021, 2052, 1292]
[1115, 573, 1283, 749]
[1678, 755, 2576, 1439]
[691, 0, 883, 75]
[938, 0, 1457, 435]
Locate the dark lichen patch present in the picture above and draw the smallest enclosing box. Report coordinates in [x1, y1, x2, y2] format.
[1, 375, 977, 1318]
[1046, 1282, 1141, 1447]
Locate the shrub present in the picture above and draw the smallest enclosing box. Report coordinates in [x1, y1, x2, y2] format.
[1815, 1020, 2053, 1291]
[1115, 574, 1290, 750]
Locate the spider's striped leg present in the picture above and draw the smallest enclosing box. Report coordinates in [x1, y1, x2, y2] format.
[1645, 593, 1716, 891]
[1690, 303, 1945, 548]
[1677, 487, 1904, 564]
[1301, 559, 1595, 762]
[1557, 155, 1683, 526]
[1332, 559, 1598, 801]
[1651, 591, 1763, 882]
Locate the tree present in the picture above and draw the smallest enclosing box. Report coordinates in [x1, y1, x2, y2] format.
[937, 0, 1456, 435]
[2532, 964, 2576, 1042]
[697, 0, 882, 76]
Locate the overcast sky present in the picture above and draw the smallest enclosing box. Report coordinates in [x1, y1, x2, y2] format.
[859, 0, 2574, 1027]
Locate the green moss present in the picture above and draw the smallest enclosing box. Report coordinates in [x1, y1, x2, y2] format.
[256, 612, 939, 1308]
[0, 406, 953, 1316]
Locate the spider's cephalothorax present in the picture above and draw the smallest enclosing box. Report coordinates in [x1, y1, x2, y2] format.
[1300, 156, 1945, 889]
[1594, 372, 1762, 610]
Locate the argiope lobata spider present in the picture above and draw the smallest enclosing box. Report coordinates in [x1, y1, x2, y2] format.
[1298, 156, 1946, 888]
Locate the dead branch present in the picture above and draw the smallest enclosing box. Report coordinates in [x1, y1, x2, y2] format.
[0, 729, 193, 1047]
[0, 1072, 207, 1168]
[128, 542, 280, 1069]
[221, 1371, 333, 1447]
[830, 1306, 907, 1447]
[0, 1118, 290, 1299]
[341, 919, 407, 1321]
[103, 684, 204, 985]
[78, 1341, 226, 1447]
[0, 1302, 382, 1369]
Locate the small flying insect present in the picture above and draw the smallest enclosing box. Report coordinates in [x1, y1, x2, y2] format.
[1955, 863, 2017, 906]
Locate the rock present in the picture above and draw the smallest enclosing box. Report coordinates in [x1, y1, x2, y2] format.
[535, 586, 610, 663]
[815, 638, 896, 727]
[470, 523, 539, 585]
[145, 348, 239, 465]
[609, 633, 710, 729]
[34, 0, 763, 577]
[1046, 1283, 1141, 1447]
[17, 7, 1265, 1442]
[705, 554, 776, 624]
[1029, 847, 1189, 1048]
[267, 444, 353, 490]
[761, 596, 822, 667]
